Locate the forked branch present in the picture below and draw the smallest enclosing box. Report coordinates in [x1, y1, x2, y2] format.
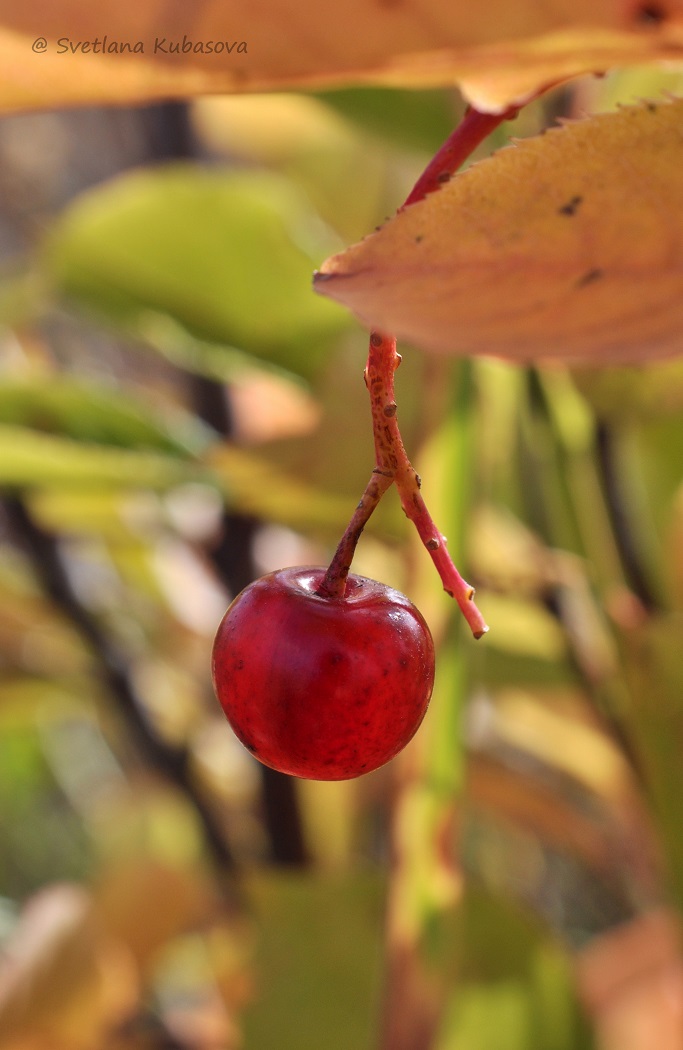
[319, 106, 515, 636]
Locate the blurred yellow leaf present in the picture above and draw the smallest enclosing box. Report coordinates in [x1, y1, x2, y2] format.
[0, 884, 137, 1050]
[205, 443, 359, 534]
[94, 860, 218, 972]
[484, 688, 630, 795]
[2, 3, 683, 113]
[316, 98, 683, 365]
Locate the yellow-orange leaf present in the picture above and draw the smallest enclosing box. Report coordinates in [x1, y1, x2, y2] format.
[0, 885, 137, 1050]
[315, 98, 683, 364]
[1, 2, 683, 113]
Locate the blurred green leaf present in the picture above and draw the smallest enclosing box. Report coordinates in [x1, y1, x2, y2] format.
[243, 871, 384, 1050]
[0, 424, 200, 490]
[436, 891, 594, 1050]
[192, 93, 394, 245]
[315, 86, 461, 153]
[636, 416, 683, 540]
[0, 721, 92, 895]
[206, 442, 369, 535]
[0, 378, 210, 454]
[440, 980, 532, 1050]
[44, 166, 348, 380]
[623, 614, 683, 911]
[573, 361, 683, 425]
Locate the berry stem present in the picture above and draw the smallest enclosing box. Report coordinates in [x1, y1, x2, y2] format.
[367, 331, 488, 639]
[316, 468, 394, 599]
[318, 329, 488, 638]
[320, 104, 518, 633]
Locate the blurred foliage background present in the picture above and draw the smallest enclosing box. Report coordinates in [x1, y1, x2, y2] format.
[1, 68, 683, 1050]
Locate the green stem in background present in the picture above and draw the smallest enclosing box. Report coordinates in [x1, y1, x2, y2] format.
[517, 369, 654, 780]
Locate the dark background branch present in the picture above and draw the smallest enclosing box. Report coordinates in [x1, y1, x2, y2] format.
[2, 495, 238, 884]
[156, 105, 309, 867]
[595, 420, 662, 614]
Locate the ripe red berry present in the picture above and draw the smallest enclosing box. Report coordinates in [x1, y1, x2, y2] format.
[212, 566, 435, 780]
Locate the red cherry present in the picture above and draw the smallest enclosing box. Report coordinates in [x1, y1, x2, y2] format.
[212, 566, 435, 780]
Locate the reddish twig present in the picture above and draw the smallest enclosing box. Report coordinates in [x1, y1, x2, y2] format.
[318, 330, 488, 637]
[316, 469, 394, 599]
[366, 331, 487, 639]
[319, 104, 533, 635]
[401, 103, 520, 209]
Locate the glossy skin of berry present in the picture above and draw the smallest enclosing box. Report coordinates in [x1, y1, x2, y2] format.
[212, 566, 435, 780]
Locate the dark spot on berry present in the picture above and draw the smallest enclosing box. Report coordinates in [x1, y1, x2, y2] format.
[415, 234, 424, 244]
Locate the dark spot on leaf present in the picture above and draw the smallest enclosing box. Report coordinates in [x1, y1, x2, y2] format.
[559, 195, 583, 217]
[576, 268, 604, 288]
[634, 1, 668, 23]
